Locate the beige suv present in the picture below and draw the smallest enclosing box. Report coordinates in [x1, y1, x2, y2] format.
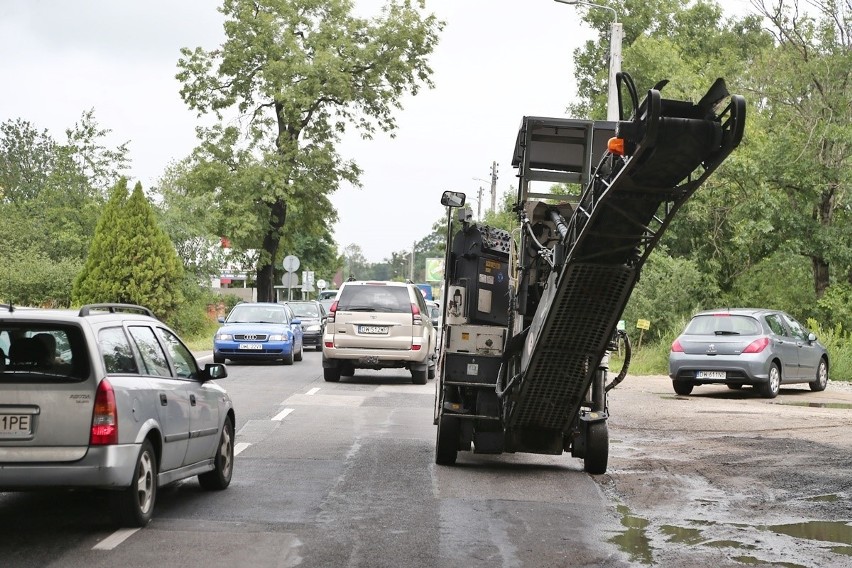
[322, 281, 436, 384]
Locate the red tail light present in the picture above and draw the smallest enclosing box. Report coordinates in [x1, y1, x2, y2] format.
[743, 337, 770, 354]
[90, 379, 118, 445]
[327, 300, 338, 323]
[411, 303, 422, 325]
[671, 339, 684, 353]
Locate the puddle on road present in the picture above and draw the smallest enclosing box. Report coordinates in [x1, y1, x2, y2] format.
[732, 556, 807, 568]
[765, 520, 852, 546]
[704, 539, 757, 550]
[660, 524, 704, 545]
[609, 505, 653, 565]
[771, 401, 852, 409]
[805, 494, 840, 502]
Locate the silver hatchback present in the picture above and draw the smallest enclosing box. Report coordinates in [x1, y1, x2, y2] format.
[0, 303, 235, 527]
[669, 308, 829, 398]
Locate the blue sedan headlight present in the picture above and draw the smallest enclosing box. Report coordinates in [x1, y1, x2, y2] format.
[268, 334, 286, 341]
[305, 324, 321, 332]
[215, 333, 233, 341]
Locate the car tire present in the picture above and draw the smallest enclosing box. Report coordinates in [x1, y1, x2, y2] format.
[316, 344, 323, 352]
[213, 354, 226, 364]
[341, 363, 355, 377]
[282, 341, 294, 365]
[428, 365, 436, 381]
[412, 368, 428, 385]
[324, 367, 341, 382]
[759, 363, 781, 398]
[673, 381, 694, 395]
[110, 440, 157, 527]
[198, 417, 234, 490]
[584, 420, 609, 475]
[294, 342, 303, 362]
[810, 358, 828, 392]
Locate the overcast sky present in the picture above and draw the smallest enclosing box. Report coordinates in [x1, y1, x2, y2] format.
[0, 0, 754, 263]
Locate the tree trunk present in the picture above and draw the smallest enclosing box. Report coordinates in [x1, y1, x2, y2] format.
[812, 256, 829, 299]
[256, 199, 287, 302]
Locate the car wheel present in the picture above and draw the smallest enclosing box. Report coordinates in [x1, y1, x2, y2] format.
[435, 414, 460, 465]
[316, 344, 323, 352]
[294, 342, 303, 362]
[110, 440, 157, 527]
[412, 368, 428, 385]
[198, 417, 234, 490]
[428, 365, 436, 381]
[341, 363, 355, 377]
[672, 381, 694, 395]
[810, 358, 828, 392]
[282, 341, 294, 365]
[213, 354, 226, 364]
[759, 363, 781, 398]
[584, 420, 609, 475]
[324, 367, 341, 382]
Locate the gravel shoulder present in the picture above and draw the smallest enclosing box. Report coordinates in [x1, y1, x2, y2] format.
[597, 375, 852, 567]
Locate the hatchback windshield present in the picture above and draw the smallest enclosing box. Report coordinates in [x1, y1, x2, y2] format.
[684, 315, 761, 336]
[227, 305, 288, 324]
[289, 303, 320, 318]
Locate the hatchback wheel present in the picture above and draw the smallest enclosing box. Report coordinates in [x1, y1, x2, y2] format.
[294, 342, 303, 362]
[282, 341, 294, 365]
[198, 417, 234, 490]
[809, 359, 828, 392]
[759, 363, 781, 398]
[111, 440, 157, 527]
[672, 381, 693, 395]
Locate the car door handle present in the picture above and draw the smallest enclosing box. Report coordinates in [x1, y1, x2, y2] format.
[159, 393, 168, 406]
[190, 394, 197, 406]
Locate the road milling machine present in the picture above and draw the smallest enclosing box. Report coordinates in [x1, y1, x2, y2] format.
[434, 73, 745, 473]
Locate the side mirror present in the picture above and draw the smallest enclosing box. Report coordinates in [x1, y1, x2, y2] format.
[217, 316, 225, 324]
[808, 332, 817, 342]
[291, 318, 302, 326]
[202, 362, 228, 381]
[441, 190, 466, 208]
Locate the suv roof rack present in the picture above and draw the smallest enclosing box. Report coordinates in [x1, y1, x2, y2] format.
[78, 303, 156, 318]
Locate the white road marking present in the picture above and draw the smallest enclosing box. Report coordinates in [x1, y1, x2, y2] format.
[234, 442, 251, 456]
[272, 407, 294, 421]
[306, 387, 320, 396]
[93, 528, 140, 550]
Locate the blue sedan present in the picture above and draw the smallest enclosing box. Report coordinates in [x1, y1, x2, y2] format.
[213, 302, 303, 365]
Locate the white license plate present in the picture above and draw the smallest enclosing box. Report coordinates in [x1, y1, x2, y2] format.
[0, 414, 32, 438]
[696, 371, 726, 380]
[359, 325, 389, 334]
[239, 343, 263, 350]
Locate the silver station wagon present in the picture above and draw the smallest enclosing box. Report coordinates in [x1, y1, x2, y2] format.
[669, 308, 829, 398]
[0, 303, 235, 527]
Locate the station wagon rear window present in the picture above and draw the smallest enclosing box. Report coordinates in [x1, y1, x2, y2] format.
[337, 285, 411, 313]
[0, 324, 89, 381]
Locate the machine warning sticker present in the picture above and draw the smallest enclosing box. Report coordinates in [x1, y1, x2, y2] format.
[484, 259, 501, 272]
[466, 363, 479, 375]
[478, 273, 494, 285]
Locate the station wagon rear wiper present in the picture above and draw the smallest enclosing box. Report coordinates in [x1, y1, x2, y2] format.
[714, 331, 740, 335]
[345, 306, 377, 312]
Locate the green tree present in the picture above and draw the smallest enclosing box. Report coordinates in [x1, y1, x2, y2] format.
[176, 0, 444, 302]
[73, 180, 185, 321]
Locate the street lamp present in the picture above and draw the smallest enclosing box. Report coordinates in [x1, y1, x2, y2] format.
[554, 0, 622, 121]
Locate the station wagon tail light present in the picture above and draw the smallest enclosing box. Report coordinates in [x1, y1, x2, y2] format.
[742, 337, 770, 354]
[327, 301, 338, 323]
[411, 303, 422, 325]
[90, 379, 118, 445]
[671, 339, 684, 352]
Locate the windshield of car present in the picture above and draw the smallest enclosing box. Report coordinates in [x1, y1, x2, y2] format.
[337, 285, 411, 313]
[227, 305, 288, 324]
[289, 303, 320, 318]
[684, 315, 761, 336]
[0, 324, 90, 381]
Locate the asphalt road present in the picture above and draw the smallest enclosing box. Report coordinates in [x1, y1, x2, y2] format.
[0, 351, 628, 568]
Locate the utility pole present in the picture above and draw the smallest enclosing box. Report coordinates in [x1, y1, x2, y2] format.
[490, 161, 498, 213]
[410, 241, 415, 281]
[476, 186, 484, 219]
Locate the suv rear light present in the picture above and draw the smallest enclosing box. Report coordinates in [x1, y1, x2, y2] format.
[90, 378, 118, 445]
[327, 300, 338, 323]
[742, 337, 770, 354]
[411, 303, 422, 325]
[671, 339, 684, 353]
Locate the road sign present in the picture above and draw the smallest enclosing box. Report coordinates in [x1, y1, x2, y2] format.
[282, 255, 300, 272]
[281, 272, 299, 288]
[316, 279, 327, 290]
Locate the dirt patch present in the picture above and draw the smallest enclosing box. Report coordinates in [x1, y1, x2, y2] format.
[598, 375, 852, 567]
